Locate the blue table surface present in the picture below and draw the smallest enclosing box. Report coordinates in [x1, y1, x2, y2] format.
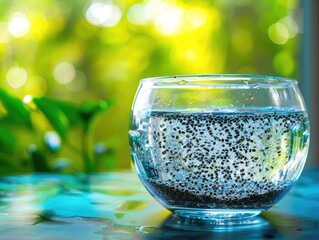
[0, 168, 319, 240]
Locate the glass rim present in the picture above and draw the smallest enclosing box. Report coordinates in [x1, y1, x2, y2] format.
[140, 74, 298, 86]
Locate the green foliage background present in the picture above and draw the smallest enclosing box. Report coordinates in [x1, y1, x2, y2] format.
[0, 0, 300, 174]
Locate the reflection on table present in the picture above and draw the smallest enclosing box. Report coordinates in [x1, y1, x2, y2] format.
[0, 169, 319, 239]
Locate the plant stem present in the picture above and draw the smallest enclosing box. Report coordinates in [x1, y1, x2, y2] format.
[82, 123, 94, 174]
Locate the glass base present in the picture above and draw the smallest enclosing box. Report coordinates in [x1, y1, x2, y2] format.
[162, 213, 268, 232]
[173, 208, 262, 221]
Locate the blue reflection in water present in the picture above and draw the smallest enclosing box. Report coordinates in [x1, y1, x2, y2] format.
[43, 193, 99, 217]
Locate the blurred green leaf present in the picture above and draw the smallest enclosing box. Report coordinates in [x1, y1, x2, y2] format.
[0, 89, 32, 128]
[0, 160, 17, 175]
[33, 97, 69, 139]
[52, 100, 83, 126]
[79, 100, 111, 123]
[0, 124, 16, 153]
[28, 145, 51, 172]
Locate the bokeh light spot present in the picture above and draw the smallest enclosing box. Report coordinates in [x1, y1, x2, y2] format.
[85, 0, 122, 28]
[8, 12, 30, 38]
[154, 7, 183, 36]
[273, 51, 295, 76]
[53, 62, 76, 84]
[186, 8, 207, 29]
[44, 131, 61, 152]
[184, 48, 198, 62]
[145, 0, 168, 18]
[6, 66, 28, 88]
[23, 95, 33, 104]
[127, 4, 148, 25]
[268, 22, 289, 45]
[280, 16, 299, 39]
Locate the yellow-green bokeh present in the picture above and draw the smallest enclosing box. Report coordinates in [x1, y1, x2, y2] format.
[0, 0, 301, 172]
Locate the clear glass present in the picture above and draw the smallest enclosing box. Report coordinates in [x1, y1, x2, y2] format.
[129, 74, 310, 221]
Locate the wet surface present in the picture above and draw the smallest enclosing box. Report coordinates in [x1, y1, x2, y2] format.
[0, 169, 319, 239]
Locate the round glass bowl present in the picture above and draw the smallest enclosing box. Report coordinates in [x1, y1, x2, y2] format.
[129, 74, 310, 220]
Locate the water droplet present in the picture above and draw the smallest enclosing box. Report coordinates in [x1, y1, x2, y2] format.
[179, 79, 187, 85]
